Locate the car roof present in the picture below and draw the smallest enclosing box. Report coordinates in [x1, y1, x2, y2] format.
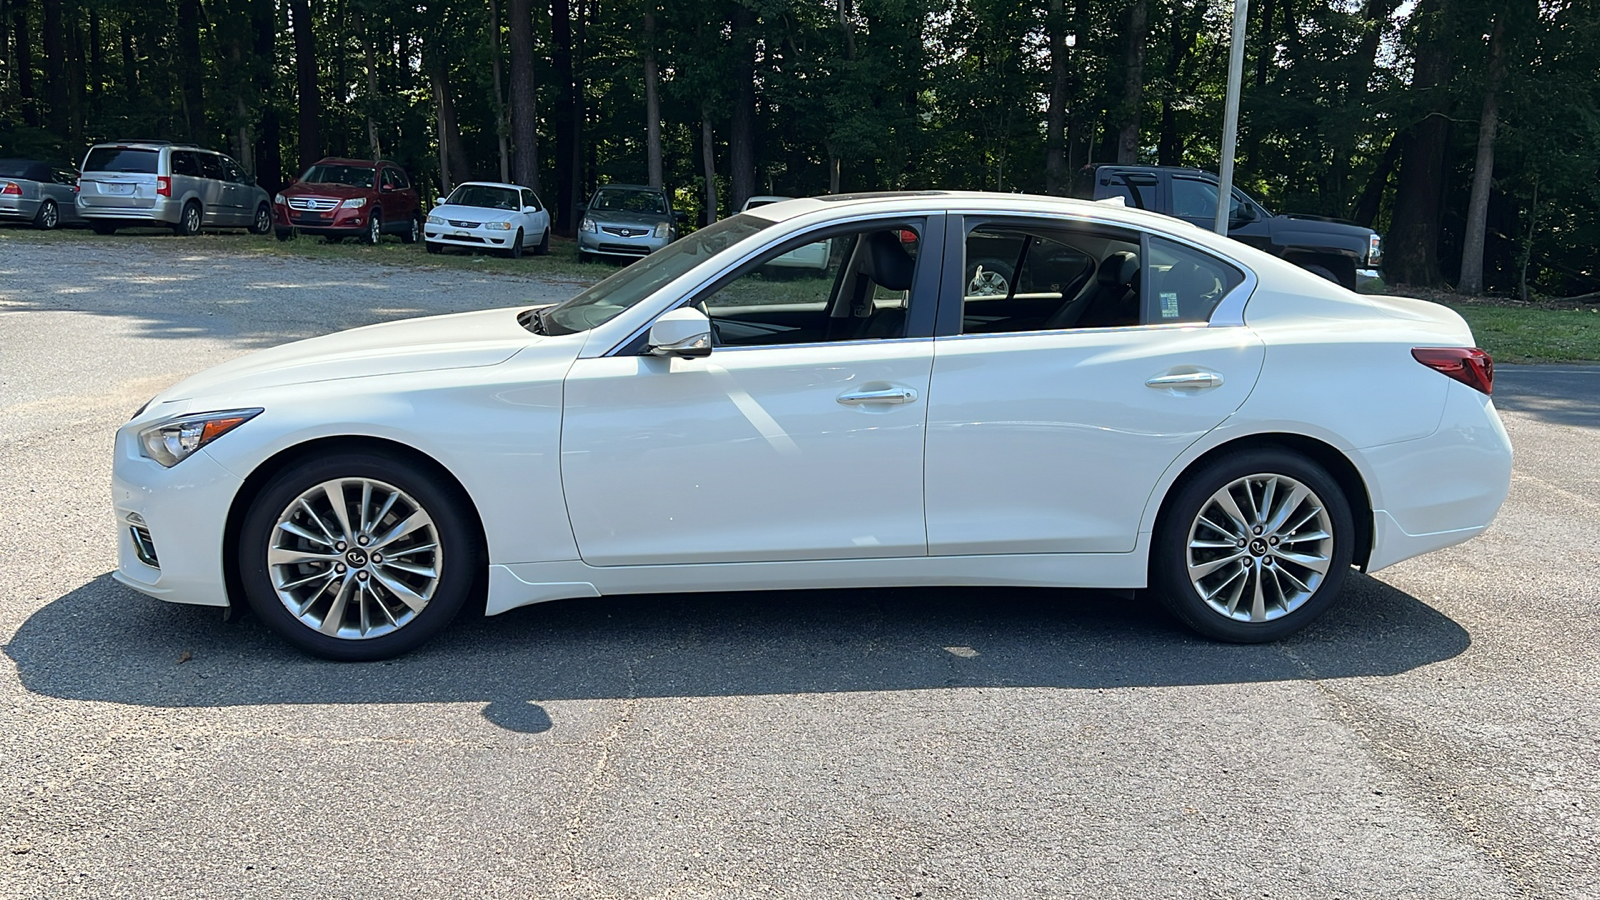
[90, 141, 202, 149]
[311, 157, 403, 168]
[592, 184, 663, 193]
[451, 181, 528, 192]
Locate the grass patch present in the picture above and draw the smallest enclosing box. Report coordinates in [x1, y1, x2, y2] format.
[1442, 302, 1600, 364]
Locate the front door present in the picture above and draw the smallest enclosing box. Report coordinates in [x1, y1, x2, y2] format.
[560, 216, 943, 567]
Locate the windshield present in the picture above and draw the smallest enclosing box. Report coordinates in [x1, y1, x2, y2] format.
[590, 188, 667, 215]
[542, 215, 773, 335]
[446, 184, 520, 211]
[83, 147, 158, 174]
[300, 164, 376, 189]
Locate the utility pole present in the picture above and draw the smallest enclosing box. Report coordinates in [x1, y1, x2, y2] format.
[1214, 0, 1249, 236]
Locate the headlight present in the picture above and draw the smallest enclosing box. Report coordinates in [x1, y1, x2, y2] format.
[137, 409, 262, 467]
[653, 221, 670, 238]
[273, 193, 286, 205]
[340, 197, 367, 209]
[580, 216, 597, 234]
[426, 214, 444, 225]
[484, 221, 512, 231]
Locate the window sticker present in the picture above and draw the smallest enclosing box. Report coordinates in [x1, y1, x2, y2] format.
[1160, 291, 1181, 319]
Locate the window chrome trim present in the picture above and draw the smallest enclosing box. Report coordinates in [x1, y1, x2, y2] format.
[933, 322, 1232, 342]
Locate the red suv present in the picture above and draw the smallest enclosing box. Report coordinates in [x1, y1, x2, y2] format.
[274, 158, 421, 244]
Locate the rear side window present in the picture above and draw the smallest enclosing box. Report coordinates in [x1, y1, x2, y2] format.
[960, 223, 1139, 333]
[83, 147, 159, 173]
[1101, 174, 1158, 211]
[1147, 237, 1245, 323]
[171, 151, 201, 177]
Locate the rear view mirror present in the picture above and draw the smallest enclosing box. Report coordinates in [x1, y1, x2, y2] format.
[648, 307, 713, 358]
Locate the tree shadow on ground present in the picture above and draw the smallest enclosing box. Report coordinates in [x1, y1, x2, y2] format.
[5, 572, 1469, 733]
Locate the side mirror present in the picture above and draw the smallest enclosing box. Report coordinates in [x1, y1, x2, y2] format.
[648, 307, 713, 358]
[674, 211, 687, 223]
[381, 183, 395, 193]
[524, 206, 538, 214]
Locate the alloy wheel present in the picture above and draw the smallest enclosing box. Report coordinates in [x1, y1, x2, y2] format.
[267, 477, 442, 640]
[967, 265, 1009, 297]
[1184, 473, 1334, 623]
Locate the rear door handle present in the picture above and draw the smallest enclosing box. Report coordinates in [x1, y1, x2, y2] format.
[838, 387, 918, 405]
[1145, 371, 1224, 390]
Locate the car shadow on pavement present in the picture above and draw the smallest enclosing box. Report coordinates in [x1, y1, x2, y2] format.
[6, 570, 1469, 733]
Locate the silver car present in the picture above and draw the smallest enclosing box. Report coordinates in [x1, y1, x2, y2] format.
[577, 184, 682, 262]
[76, 141, 273, 236]
[0, 159, 84, 229]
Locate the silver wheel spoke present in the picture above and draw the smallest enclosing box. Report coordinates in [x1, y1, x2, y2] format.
[358, 481, 374, 534]
[1212, 490, 1252, 535]
[319, 576, 354, 635]
[1250, 566, 1267, 622]
[1273, 548, 1330, 574]
[1262, 483, 1310, 535]
[371, 510, 431, 550]
[378, 559, 436, 579]
[268, 547, 338, 566]
[320, 481, 355, 543]
[279, 518, 332, 548]
[371, 570, 428, 613]
[1188, 551, 1247, 580]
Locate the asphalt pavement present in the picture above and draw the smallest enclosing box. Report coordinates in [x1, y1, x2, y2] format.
[1, 233, 1595, 898]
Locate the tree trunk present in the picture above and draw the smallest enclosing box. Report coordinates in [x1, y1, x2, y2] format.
[700, 104, 718, 224]
[120, 13, 137, 103]
[507, 0, 539, 194]
[1044, 0, 1069, 194]
[13, 0, 36, 126]
[1352, 130, 1401, 228]
[88, 11, 103, 117]
[728, 4, 757, 212]
[552, 0, 579, 233]
[1386, 0, 1455, 288]
[251, 0, 281, 189]
[177, 0, 203, 140]
[1114, 0, 1149, 164]
[289, 0, 321, 172]
[427, 43, 471, 193]
[643, 9, 661, 189]
[486, 0, 509, 182]
[40, 0, 66, 136]
[1458, 14, 1506, 296]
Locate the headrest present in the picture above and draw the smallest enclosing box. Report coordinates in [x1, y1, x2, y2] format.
[866, 231, 916, 292]
[1096, 250, 1140, 287]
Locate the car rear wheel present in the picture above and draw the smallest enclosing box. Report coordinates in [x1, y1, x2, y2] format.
[364, 213, 382, 245]
[401, 215, 421, 244]
[1151, 449, 1354, 643]
[505, 229, 524, 259]
[250, 204, 272, 235]
[237, 450, 481, 661]
[534, 228, 550, 255]
[33, 199, 59, 230]
[174, 202, 203, 237]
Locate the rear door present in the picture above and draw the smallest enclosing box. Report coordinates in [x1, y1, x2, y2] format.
[923, 216, 1266, 556]
[78, 146, 161, 213]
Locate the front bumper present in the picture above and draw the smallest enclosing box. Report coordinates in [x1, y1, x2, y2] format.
[424, 224, 515, 250]
[111, 427, 243, 608]
[578, 229, 669, 258]
[275, 204, 369, 236]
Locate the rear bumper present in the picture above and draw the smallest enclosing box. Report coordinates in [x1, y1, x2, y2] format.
[78, 202, 180, 225]
[0, 198, 42, 220]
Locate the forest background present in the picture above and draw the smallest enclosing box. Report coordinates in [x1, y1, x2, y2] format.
[0, 0, 1596, 297]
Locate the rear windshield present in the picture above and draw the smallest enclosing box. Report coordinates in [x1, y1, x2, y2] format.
[300, 164, 376, 189]
[83, 147, 159, 174]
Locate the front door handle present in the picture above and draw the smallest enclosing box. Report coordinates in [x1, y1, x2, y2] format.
[838, 387, 918, 405]
[1145, 371, 1225, 390]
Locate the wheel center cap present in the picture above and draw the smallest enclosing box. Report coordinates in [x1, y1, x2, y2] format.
[345, 549, 369, 567]
[1249, 539, 1268, 556]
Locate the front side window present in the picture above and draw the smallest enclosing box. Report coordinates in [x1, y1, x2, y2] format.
[697, 221, 923, 347]
[221, 157, 248, 183]
[388, 168, 410, 189]
[541, 214, 773, 335]
[521, 189, 541, 211]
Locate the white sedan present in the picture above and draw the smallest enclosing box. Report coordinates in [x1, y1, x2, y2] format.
[112, 192, 1512, 660]
[425, 181, 550, 258]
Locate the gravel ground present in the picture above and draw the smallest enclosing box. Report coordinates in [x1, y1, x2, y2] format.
[1, 234, 1596, 898]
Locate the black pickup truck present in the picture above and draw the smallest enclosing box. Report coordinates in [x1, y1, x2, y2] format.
[1091, 165, 1382, 290]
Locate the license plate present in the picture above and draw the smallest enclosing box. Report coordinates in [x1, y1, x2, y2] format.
[452, 232, 470, 238]
[103, 183, 134, 195]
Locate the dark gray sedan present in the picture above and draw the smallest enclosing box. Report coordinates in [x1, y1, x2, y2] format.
[0, 159, 82, 229]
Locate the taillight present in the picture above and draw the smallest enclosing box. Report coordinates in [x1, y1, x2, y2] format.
[157, 176, 172, 197]
[0, 181, 20, 196]
[1413, 347, 1493, 395]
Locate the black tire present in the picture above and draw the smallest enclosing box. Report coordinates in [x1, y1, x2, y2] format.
[401, 215, 421, 244]
[174, 201, 202, 236]
[425, 240, 443, 255]
[33, 199, 59, 230]
[364, 212, 382, 245]
[534, 227, 550, 255]
[250, 203, 272, 235]
[90, 221, 117, 236]
[1151, 449, 1355, 643]
[965, 258, 1015, 297]
[237, 450, 482, 661]
[275, 228, 295, 242]
[505, 228, 524, 259]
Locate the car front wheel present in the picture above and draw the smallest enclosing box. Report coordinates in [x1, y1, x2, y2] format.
[505, 228, 524, 259]
[364, 213, 382, 245]
[237, 450, 481, 661]
[1151, 449, 1354, 643]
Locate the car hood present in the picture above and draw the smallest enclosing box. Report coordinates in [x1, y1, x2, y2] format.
[156, 307, 542, 403]
[283, 182, 376, 199]
[589, 209, 668, 227]
[432, 202, 519, 223]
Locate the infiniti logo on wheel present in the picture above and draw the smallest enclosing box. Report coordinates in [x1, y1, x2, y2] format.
[345, 549, 368, 567]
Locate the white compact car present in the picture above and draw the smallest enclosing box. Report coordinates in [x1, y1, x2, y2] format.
[425, 181, 550, 258]
[112, 192, 1512, 660]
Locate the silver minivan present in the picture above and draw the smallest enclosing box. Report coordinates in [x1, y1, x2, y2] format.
[77, 141, 273, 236]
